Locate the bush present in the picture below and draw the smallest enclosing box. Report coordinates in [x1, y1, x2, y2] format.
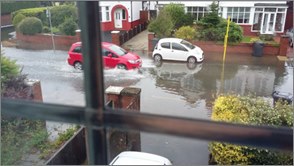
[17, 17, 43, 35]
[12, 13, 26, 27]
[216, 19, 243, 43]
[209, 95, 293, 165]
[175, 26, 196, 40]
[50, 5, 78, 27]
[197, 1, 220, 29]
[259, 34, 274, 41]
[1, 54, 20, 88]
[12, 7, 47, 26]
[163, 3, 193, 29]
[148, 10, 174, 38]
[58, 17, 78, 36]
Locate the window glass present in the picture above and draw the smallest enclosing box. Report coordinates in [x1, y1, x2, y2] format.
[186, 6, 209, 21]
[106, 7, 110, 21]
[122, 9, 126, 19]
[255, 8, 263, 12]
[161, 42, 170, 49]
[73, 46, 82, 53]
[278, 8, 286, 12]
[227, 7, 250, 24]
[275, 13, 285, 31]
[99, 7, 102, 21]
[253, 13, 262, 30]
[180, 40, 195, 49]
[172, 43, 188, 51]
[108, 45, 127, 56]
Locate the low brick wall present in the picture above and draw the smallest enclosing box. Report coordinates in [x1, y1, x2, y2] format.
[16, 32, 79, 51]
[191, 41, 279, 56]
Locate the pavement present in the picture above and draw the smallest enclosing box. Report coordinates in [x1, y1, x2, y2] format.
[122, 30, 148, 51]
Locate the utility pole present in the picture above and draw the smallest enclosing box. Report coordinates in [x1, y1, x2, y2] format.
[46, 7, 56, 53]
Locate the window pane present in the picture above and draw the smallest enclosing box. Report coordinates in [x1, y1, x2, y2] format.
[275, 13, 285, 31]
[278, 8, 286, 12]
[245, 7, 250, 12]
[265, 8, 276, 12]
[172, 43, 187, 51]
[228, 7, 232, 12]
[253, 13, 262, 30]
[244, 13, 250, 23]
[187, 7, 192, 12]
[255, 8, 263, 12]
[122, 9, 126, 19]
[161, 42, 170, 49]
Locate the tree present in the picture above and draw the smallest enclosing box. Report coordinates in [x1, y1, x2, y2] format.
[197, 1, 220, 28]
[163, 3, 193, 29]
[148, 10, 174, 38]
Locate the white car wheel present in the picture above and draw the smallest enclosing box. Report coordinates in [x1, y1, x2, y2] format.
[154, 54, 162, 62]
[187, 57, 197, 63]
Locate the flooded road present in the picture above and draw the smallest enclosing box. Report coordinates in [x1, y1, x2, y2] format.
[3, 47, 293, 165]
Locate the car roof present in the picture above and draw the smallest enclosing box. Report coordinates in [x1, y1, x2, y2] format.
[159, 38, 183, 43]
[109, 151, 172, 165]
[72, 42, 113, 47]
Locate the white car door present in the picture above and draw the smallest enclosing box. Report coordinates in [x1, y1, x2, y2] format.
[159, 42, 172, 60]
[170, 42, 189, 61]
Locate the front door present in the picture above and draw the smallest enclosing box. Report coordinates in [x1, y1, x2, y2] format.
[261, 13, 275, 34]
[114, 9, 122, 28]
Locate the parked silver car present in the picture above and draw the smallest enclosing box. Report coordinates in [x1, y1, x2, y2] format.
[286, 28, 293, 47]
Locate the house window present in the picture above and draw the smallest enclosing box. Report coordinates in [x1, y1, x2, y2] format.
[105, 7, 110, 21]
[186, 6, 208, 21]
[275, 8, 286, 32]
[122, 9, 126, 20]
[227, 7, 250, 24]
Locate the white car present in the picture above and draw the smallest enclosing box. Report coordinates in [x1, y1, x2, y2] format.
[152, 38, 204, 63]
[109, 151, 172, 165]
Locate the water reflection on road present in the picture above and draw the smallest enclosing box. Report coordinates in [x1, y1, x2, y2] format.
[3, 47, 293, 165]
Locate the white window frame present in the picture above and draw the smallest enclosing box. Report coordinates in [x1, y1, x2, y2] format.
[227, 7, 251, 24]
[186, 6, 209, 21]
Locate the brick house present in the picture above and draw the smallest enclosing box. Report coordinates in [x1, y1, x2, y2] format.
[99, 1, 148, 31]
[152, 1, 290, 36]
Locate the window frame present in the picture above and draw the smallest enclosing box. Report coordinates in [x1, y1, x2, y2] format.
[2, 1, 293, 165]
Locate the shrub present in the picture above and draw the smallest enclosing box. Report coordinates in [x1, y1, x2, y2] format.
[12, 7, 47, 26]
[148, 10, 174, 38]
[216, 19, 243, 43]
[163, 3, 193, 29]
[1, 54, 20, 88]
[12, 13, 26, 27]
[50, 5, 78, 27]
[259, 34, 274, 41]
[58, 17, 78, 36]
[197, 1, 220, 29]
[209, 95, 293, 165]
[175, 26, 196, 40]
[17, 17, 43, 35]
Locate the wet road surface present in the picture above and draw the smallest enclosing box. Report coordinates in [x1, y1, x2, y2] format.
[3, 47, 293, 165]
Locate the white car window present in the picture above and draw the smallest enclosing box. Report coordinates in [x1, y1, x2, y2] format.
[172, 42, 188, 52]
[161, 42, 170, 49]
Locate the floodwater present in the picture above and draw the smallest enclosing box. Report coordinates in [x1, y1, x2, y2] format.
[2, 46, 293, 165]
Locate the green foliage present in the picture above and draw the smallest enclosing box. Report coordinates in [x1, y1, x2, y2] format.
[12, 7, 47, 26]
[197, 1, 220, 29]
[12, 13, 26, 27]
[1, 1, 41, 15]
[210, 95, 293, 165]
[175, 26, 196, 40]
[58, 17, 78, 36]
[50, 5, 78, 27]
[43, 26, 61, 34]
[1, 54, 20, 87]
[163, 3, 193, 29]
[148, 10, 174, 38]
[17, 17, 43, 35]
[1, 117, 47, 165]
[259, 34, 274, 41]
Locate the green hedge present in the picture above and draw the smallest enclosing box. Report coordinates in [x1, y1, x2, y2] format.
[58, 17, 78, 36]
[12, 13, 26, 27]
[17, 17, 43, 35]
[1, 1, 41, 15]
[209, 95, 293, 165]
[12, 7, 47, 26]
[50, 5, 78, 27]
[175, 26, 196, 40]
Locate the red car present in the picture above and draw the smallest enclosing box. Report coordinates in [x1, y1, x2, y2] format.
[67, 42, 142, 70]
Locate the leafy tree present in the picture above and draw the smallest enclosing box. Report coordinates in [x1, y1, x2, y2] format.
[50, 5, 78, 27]
[148, 10, 174, 38]
[197, 1, 220, 28]
[163, 3, 193, 29]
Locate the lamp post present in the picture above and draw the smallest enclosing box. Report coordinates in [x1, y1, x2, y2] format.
[46, 8, 56, 53]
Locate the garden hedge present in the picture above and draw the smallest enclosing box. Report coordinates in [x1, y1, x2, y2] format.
[209, 95, 293, 165]
[17, 17, 43, 35]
